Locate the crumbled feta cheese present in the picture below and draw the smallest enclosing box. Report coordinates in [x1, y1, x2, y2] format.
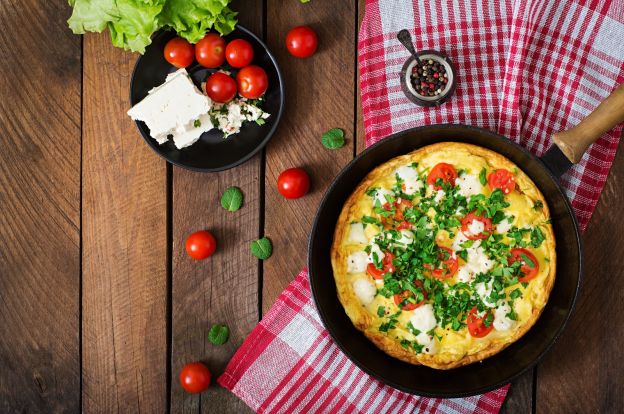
[409, 304, 437, 331]
[415, 332, 438, 355]
[395, 165, 423, 195]
[456, 174, 483, 198]
[475, 281, 496, 306]
[393, 230, 415, 247]
[466, 219, 485, 236]
[434, 190, 445, 203]
[346, 251, 369, 273]
[171, 113, 214, 149]
[453, 232, 494, 283]
[494, 301, 516, 331]
[353, 278, 376, 305]
[496, 217, 513, 234]
[373, 188, 394, 206]
[348, 223, 368, 244]
[367, 242, 385, 263]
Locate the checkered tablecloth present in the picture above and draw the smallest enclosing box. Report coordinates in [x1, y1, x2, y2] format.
[219, 1, 624, 412]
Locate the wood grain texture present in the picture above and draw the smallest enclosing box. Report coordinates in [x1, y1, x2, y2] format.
[537, 140, 624, 413]
[0, 1, 81, 412]
[82, 33, 168, 413]
[500, 370, 533, 414]
[169, 2, 261, 413]
[262, 0, 357, 313]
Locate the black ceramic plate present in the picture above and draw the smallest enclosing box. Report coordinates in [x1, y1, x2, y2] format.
[308, 124, 582, 397]
[130, 26, 284, 172]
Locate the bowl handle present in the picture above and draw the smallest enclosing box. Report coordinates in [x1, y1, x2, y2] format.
[553, 83, 624, 163]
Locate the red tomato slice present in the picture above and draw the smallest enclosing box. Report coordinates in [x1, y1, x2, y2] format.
[508, 248, 540, 282]
[394, 281, 427, 311]
[432, 247, 459, 279]
[488, 169, 516, 194]
[426, 163, 457, 190]
[466, 307, 495, 338]
[366, 252, 395, 280]
[397, 221, 412, 230]
[461, 211, 493, 240]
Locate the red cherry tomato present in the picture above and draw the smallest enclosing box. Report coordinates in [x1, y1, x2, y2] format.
[424, 247, 458, 279]
[286, 26, 318, 58]
[508, 248, 540, 282]
[461, 211, 493, 240]
[488, 169, 516, 194]
[225, 39, 255, 68]
[394, 280, 427, 311]
[185, 230, 217, 260]
[179, 362, 211, 393]
[426, 163, 457, 190]
[277, 168, 310, 199]
[366, 252, 395, 280]
[195, 33, 226, 68]
[205, 72, 237, 103]
[466, 307, 495, 338]
[164, 37, 195, 68]
[236, 65, 268, 99]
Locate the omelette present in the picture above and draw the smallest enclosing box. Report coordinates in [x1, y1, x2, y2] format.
[331, 142, 556, 369]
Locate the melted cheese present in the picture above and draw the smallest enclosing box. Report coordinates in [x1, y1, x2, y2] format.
[346, 251, 368, 273]
[494, 301, 516, 331]
[353, 278, 376, 305]
[456, 174, 483, 197]
[395, 165, 422, 195]
[347, 222, 369, 244]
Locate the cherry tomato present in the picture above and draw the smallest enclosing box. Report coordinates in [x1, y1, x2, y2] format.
[179, 362, 211, 393]
[381, 199, 413, 228]
[236, 65, 268, 99]
[277, 168, 310, 199]
[488, 169, 516, 194]
[366, 252, 395, 280]
[205, 72, 237, 103]
[225, 39, 254, 68]
[196, 33, 226, 68]
[164, 37, 195, 68]
[394, 280, 427, 311]
[426, 163, 457, 190]
[425, 247, 458, 279]
[397, 221, 412, 230]
[466, 307, 495, 338]
[461, 211, 493, 240]
[185, 230, 217, 260]
[286, 26, 318, 58]
[508, 248, 540, 282]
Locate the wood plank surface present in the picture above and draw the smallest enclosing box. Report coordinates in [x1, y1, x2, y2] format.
[536, 141, 624, 413]
[262, 0, 358, 313]
[169, 2, 262, 413]
[0, 1, 81, 412]
[82, 33, 168, 412]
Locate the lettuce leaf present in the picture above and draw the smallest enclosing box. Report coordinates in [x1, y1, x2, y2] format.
[67, 0, 237, 53]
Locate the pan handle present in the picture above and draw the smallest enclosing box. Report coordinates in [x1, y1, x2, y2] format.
[553, 83, 624, 163]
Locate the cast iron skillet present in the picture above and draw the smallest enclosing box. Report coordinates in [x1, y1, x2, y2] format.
[308, 84, 624, 397]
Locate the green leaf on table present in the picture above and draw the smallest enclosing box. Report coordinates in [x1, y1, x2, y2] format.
[208, 324, 230, 345]
[321, 128, 345, 150]
[221, 186, 244, 212]
[251, 237, 273, 260]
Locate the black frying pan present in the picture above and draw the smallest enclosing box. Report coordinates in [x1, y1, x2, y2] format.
[308, 84, 624, 397]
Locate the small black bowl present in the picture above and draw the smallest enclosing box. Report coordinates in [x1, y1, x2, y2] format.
[400, 50, 456, 107]
[130, 26, 284, 172]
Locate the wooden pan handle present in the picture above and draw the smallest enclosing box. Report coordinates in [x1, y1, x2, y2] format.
[553, 83, 624, 163]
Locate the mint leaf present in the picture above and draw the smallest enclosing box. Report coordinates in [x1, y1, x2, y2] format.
[251, 237, 272, 260]
[221, 186, 244, 212]
[321, 128, 345, 150]
[208, 324, 230, 345]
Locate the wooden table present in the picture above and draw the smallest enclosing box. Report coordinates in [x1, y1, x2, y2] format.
[1, 1, 622, 412]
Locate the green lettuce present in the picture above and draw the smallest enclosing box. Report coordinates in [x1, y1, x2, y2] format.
[67, 0, 237, 54]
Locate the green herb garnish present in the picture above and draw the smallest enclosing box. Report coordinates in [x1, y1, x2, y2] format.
[208, 324, 230, 345]
[250, 237, 273, 260]
[220, 186, 244, 212]
[321, 128, 346, 149]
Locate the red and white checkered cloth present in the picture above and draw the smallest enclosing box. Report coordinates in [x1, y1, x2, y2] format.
[219, 1, 624, 413]
[219, 269, 509, 413]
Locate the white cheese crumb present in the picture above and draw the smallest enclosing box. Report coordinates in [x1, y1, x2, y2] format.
[346, 251, 368, 273]
[367, 242, 385, 263]
[496, 217, 513, 234]
[373, 188, 394, 206]
[353, 278, 376, 305]
[416, 332, 438, 355]
[475, 281, 496, 307]
[466, 219, 485, 237]
[494, 301, 516, 331]
[409, 304, 437, 332]
[393, 230, 415, 248]
[395, 165, 423, 195]
[455, 174, 483, 198]
[433, 190, 445, 203]
[347, 223, 368, 244]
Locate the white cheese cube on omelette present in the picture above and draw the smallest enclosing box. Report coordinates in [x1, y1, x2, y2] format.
[494, 301, 516, 331]
[346, 251, 368, 273]
[455, 174, 483, 197]
[347, 222, 368, 244]
[352, 278, 376, 305]
[395, 165, 422, 195]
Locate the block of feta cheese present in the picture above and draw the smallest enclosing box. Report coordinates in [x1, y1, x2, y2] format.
[172, 113, 215, 149]
[127, 69, 212, 144]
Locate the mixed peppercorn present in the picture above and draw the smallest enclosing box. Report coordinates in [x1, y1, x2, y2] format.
[410, 58, 448, 97]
